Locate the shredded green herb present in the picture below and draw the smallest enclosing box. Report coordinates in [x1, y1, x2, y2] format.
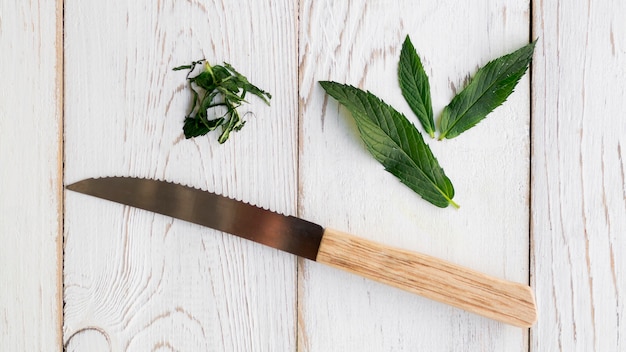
[174, 60, 271, 143]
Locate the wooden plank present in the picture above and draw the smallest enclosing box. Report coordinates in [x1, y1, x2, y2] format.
[0, 0, 63, 350]
[531, 0, 626, 350]
[63, 1, 298, 350]
[298, 0, 531, 350]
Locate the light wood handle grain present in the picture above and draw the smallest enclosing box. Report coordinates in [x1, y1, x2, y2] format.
[315, 228, 537, 327]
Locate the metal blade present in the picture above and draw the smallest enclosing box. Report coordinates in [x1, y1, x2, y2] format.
[67, 177, 324, 260]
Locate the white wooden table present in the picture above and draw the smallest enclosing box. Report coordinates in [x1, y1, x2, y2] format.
[2, 0, 624, 351]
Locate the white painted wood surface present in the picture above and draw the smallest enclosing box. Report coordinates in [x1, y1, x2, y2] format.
[3, 0, 626, 351]
[0, 0, 63, 350]
[531, 0, 626, 350]
[298, 1, 531, 350]
[63, 0, 298, 350]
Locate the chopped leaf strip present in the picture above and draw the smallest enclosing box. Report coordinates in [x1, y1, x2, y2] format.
[174, 60, 271, 143]
[320, 81, 458, 208]
[438, 41, 536, 139]
[398, 35, 435, 138]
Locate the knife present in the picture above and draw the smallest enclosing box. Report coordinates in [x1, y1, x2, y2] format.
[67, 177, 537, 327]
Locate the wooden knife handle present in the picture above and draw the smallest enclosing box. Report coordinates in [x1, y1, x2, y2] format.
[315, 228, 537, 327]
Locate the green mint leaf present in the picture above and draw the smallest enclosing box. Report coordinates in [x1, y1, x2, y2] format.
[190, 71, 216, 90]
[398, 35, 435, 138]
[211, 64, 229, 78]
[218, 105, 242, 143]
[320, 81, 458, 208]
[183, 116, 224, 138]
[438, 41, 536, 139]
[224, 63, 272, 105]
[172, 65, 193, 71]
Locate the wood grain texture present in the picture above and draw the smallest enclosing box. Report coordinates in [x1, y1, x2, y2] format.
[6, 0, 620, 349]
[0, 0, 63, 350]
[531, 0, 626, 350]
[298, 0, 531, 350]
[316, 228, 537, 327]
[63, 0, 298, 350]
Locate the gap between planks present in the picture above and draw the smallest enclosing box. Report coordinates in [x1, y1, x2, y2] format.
[56, 0, 65, 350]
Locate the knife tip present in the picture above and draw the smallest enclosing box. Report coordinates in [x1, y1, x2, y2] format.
[65, 178, 92, 192]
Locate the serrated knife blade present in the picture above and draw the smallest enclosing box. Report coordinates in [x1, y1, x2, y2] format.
[67, 177, 537, 327]
[67, 177, 323, 260]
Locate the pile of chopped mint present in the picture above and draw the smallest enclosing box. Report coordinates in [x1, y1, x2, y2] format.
[173, 60, 271, 144]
